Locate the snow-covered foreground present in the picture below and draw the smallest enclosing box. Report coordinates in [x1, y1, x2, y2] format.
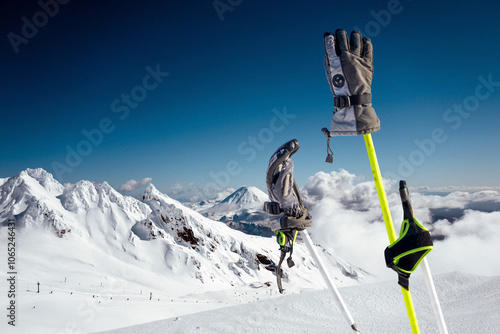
[2, 271, 499, 334]
[93, 272, 498, 334]
[97, 272, 499, 334]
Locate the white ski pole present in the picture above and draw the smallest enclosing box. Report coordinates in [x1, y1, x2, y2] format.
[420, 258, 449, 334]
[301, 230, 360, 333]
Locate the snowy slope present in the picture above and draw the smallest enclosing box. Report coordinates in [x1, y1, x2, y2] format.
[99, 272, 500, 334]
[200, 186, 276, 237]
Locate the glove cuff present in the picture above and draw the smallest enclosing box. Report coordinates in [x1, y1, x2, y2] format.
[330, 104, 380, 136]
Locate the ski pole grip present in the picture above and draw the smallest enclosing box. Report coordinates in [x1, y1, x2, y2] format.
[399, 180, 414, 221]
[321, 127, 332, 138]
[263, 201, 283, 215]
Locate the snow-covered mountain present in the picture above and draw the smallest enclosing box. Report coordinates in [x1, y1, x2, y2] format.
[199, 186, 277, 237]
[218, 186, 269, 208]
[0, 169, 368, 299]
[199, 186, 268, 217]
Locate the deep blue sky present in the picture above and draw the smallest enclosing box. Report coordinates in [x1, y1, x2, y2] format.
[2, 0, 500, 200]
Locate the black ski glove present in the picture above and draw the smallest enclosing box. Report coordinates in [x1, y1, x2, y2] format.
[324, 29, 380, 135]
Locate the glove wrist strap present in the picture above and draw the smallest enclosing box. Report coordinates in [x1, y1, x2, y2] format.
[334, 93, 371, 109]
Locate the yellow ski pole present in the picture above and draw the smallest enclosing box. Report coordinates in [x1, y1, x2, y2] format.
[363, 133, 420, 334]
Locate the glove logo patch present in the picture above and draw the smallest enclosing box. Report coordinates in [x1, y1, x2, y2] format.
[333, 74, 345, 88]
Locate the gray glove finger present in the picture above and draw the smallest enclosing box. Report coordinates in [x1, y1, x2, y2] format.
[323, 32, 336, 61]
[362, 37, 373, 62]
[350, 31, 362, 56]
[323, 32, 347, 97]
[335, 29, 349, 54]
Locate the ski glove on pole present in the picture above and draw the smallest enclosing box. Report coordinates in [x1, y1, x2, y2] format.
[264, 139, 312, 231]
[324, 30, 380, 136]
[263, 139, 312, 293]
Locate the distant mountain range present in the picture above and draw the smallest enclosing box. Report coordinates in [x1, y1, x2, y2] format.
[0, 168, 369, 295]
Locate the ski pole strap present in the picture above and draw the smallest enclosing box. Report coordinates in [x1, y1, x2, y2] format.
[384, 217, 433, 290]
[321, 128, 334, 163]
[334, 93, 371, 110]
[325, 137, 333, 163]
[276, 250, 287, 294]
[275, 229, 298, 293]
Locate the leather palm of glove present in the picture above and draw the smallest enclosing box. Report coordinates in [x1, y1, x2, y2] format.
[324, 29, 380, 136]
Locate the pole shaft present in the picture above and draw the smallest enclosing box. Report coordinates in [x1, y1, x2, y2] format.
[301, 230, 360, 332]
[421, 258, 449, 334]
[363, 134, 420, 334]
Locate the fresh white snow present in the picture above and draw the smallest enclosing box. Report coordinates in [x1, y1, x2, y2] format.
[96, 272, 500, 334]
[2, 270, 498, 333]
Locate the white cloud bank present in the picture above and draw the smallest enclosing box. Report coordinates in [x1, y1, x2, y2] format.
[118, 177, 152, 192]
[301, 169, 500, 279]
[431, 210, 500, 276]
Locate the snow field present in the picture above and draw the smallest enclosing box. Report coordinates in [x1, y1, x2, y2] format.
[97, 272, 500, 334]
